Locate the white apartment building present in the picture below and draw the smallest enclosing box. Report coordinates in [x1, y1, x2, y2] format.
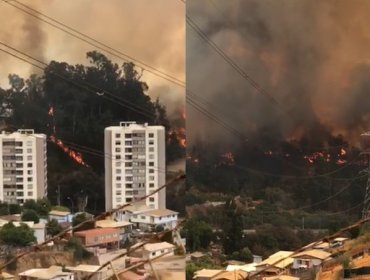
[105, 122, 166, 212]
[0, 129, 47, 204]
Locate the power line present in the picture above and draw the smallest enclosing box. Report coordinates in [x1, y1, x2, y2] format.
[0, 43, 155, 119]
[0, 173, 185, 271]
[186, 14, 279, 106]
[2, 0, 185, 88]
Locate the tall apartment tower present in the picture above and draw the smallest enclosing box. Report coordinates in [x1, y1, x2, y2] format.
[105, 122, 166, 211]
[0, 129, 47, 204]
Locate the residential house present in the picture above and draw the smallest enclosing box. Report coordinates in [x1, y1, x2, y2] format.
[48, 210, 71, 223]
[226, 263, 258, 273]
[212, 270, 248, 280]
[142, 242, 175, 260]
[129, 209, 178, 231]
[255, 251, 294, 276]
[330, 237, 349, 248]
[291, 249, 331, 270]
[1, 272, 15, 280]
[193, 269, 223, 280]
[263, 276, 300, 280]
[95, 219, 132, 242]
[32, 223, 46, 244]
[66, 264, 105, 280]
[190, 251, 207, 261]
[74, 228, 120, 249]
[18, 266, 74, 280]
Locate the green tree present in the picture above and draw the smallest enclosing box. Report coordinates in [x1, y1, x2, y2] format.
[23, 198, 51, 217]
[72, 213, 93, 232]
[65, 237, 92, 261]
[21, 209, 40, 223]
[222, 199, 243, 254]
[47, 219, 63, 236]
[8, 204, 21, 214]
[181, 218, 213, 252]
[0, 222, 36, 246]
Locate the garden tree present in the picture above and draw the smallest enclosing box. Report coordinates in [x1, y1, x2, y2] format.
[228, 247, 253, 262]
[21, 209, 40, 223]
[47, 219, 63, 236]
[72, 213, 94, 232]
[0, 222, 36, 246]
[23, 198, 51, 217]
[8, 204, 21, 214]
[222, 199, 243, 255]
[181, 218, 213, 252]
[155, 225, 165, 232]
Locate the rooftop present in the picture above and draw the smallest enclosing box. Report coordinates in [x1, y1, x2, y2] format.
[143, 242, 175, 252]
[66, 264, 101, 273]
[96, 219, 132, 228]
[293, 249, 331, 260]
[193, 269, 223, 278]
[18, 266, 72, 279]
[143, 209, 178, 217]
[49, 210, 71, 216]
[213, 270, 248, 280]
[257, 251, 294, 269]
[74, 227, 120, 237]
[264, 276, 300, 280]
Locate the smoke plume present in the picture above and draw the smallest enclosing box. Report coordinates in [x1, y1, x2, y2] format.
[0, 0, 184, 115]
[187, 0, 370, 147]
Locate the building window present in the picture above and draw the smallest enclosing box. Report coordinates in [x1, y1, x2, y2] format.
[149, 183, 155, 188]
[115, 148, 121, 153]
[149, 140, 154, 145]
[125, 148, 132, 153]
[126, 198, 132, 202]
[27, 192, 33, 196]
[115, 133, 120, 138]
[116, 197, 122, 202]
[149, 169, 154, 174]
[27, 148, 32, 153]
[116, 169, 121, 174]
[116, 183, 121, 188]
[125, 133, 132, 138]
[149, 176, 155, 181]
[27, 163, 32, 168]
[27, 178, 32, 182]
[27, 156, 32, 161]
[116, 161, 121, 167]
[115, 141, 121, 145]
[116, 176, 121, 181]
[149, 197, 155, 202]
[149, 162, 154, 166]
[27, 170, 32, 175]
[116, 155, 121, 160]
[149, 154, 154, 160]
[125, 162, 132, 167]
[126, 183, 132, 188]
[149, 147, 154, 152]
[116, 191, 122, 196]
[149, 133, 154, 138]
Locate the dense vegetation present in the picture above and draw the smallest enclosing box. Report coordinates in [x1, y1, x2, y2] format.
[0, 51, 184, 213]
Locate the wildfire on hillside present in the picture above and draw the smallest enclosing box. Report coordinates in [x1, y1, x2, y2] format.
[169, 109, 186, 148]
[47, 106, 89, 167]
[49, 136, 89, 167]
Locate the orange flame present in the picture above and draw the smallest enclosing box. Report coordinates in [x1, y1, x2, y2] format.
[48, 106, 88, 167]
[340, 148, 347, 156]
[50, 136, 89, 167]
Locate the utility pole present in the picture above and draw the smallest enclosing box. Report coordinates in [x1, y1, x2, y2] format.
[361, 132, 370, 219]
[57, 185, 61, 206]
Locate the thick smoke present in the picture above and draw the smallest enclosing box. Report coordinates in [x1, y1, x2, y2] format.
[0, 0, 184, 116]
[187, 0, 370, 147]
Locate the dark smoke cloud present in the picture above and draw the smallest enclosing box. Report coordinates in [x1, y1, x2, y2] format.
[187, 0, 370, 147]
[0, 0, 184, 117]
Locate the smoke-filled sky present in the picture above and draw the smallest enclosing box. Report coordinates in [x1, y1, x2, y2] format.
[187, 0, 370, 146]
[0, 0, 184, 115]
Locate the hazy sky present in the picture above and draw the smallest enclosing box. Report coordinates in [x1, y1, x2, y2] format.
[0, 0, 185, 114]
[187, 0, 370, 145]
